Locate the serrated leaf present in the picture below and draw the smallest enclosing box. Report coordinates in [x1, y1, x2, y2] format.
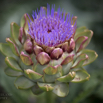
[4, 67, 23, 77]
[37, 82, 54, 91]
[5, 57, 22, 72]
[71, 70, 90, 83]
[53, 83, 69, 97]
[14, 76, 35, 89]
[0, 43, 16, 58]
[57, 72, 75, 82]
[24, 69, 43, 80]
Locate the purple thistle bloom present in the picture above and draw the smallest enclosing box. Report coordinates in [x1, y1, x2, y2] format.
[0, 3, 98, 97]
[28, 4, 76, 47]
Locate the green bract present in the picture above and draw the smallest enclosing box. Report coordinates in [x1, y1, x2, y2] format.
[0, 7, 98, 97]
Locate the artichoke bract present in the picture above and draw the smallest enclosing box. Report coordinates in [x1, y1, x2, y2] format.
[0, 4, 98, 97]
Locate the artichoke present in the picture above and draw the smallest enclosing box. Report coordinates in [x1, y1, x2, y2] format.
[0, 4, 98, 97]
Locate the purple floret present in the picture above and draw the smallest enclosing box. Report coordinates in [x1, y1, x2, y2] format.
[28, 4, 76, 47]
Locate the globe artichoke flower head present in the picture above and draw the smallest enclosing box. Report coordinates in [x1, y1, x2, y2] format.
[0, 4, 98, 97]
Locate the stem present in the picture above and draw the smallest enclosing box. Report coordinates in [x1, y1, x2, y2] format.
[45, 91, 55, 103]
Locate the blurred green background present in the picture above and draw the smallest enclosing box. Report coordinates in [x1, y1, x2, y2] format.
[0, 0, 103, 103]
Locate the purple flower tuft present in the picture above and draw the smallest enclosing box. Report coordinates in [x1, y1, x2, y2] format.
[28, 4, 76, 47]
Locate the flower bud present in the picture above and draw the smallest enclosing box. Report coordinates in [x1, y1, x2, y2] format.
[61, 42, 69, 52]
[33, 45, 43, 55]
[68, 38, 75, 53]
[36, 52, 51, 65]
[18, 27, 25, 44]
[50, 48, 63, 60]
[24, 38, 33, 54]
[45, 47, 54, 54]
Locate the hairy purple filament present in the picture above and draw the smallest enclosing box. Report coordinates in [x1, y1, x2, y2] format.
[28, 4, 76, 47]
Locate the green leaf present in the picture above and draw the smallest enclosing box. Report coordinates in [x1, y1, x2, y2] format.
[61, 54, 74, 65]
[75, 26, 87, 36]
[31, 84, 44, 95]
[44, 72, 61, 83]
[80, 49, 98, 66]
[14, 76, 35, 89]
[70, 67, 85, 72]
[75, 36, 88, 53]
[4, 67, 23, 77]
[20, 14, 32, 34]
[37, 82, 54, 91]
[43, 65, 58, 75]
[71, 70, 90, 83]
[57, 72, 75, 82]
[18, 59, 32, 72]
[20, 14, 26, 27]
[43, 65, 62, 75]
[10, 22, 21, 46]
[24, 69, 43, 80]
[72, 54, 88, 68]
[5, 57, 22, 72]
[20, 51, 33, 65]
[53, 83, 69, 97]
[0, 43, 16, 58]
[74, 30, 93, 46]
[62, 62, 73, 75]
[6, 38, 19, 56]
[33, 63, 47, 75]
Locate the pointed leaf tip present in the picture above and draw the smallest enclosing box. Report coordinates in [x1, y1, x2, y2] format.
[24, 69, 42, 80]
[81, 49, 98, 66]
[71, 69, 90, 83]
[37, 82, 54, 92]
[20, 51, 33, 65]
[57, 71, 76, 82]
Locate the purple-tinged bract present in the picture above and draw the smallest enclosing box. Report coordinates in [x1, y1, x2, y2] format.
[28, 4, 76, 47]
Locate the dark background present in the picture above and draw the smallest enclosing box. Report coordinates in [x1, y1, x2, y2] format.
[0, 0, 103, 103]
